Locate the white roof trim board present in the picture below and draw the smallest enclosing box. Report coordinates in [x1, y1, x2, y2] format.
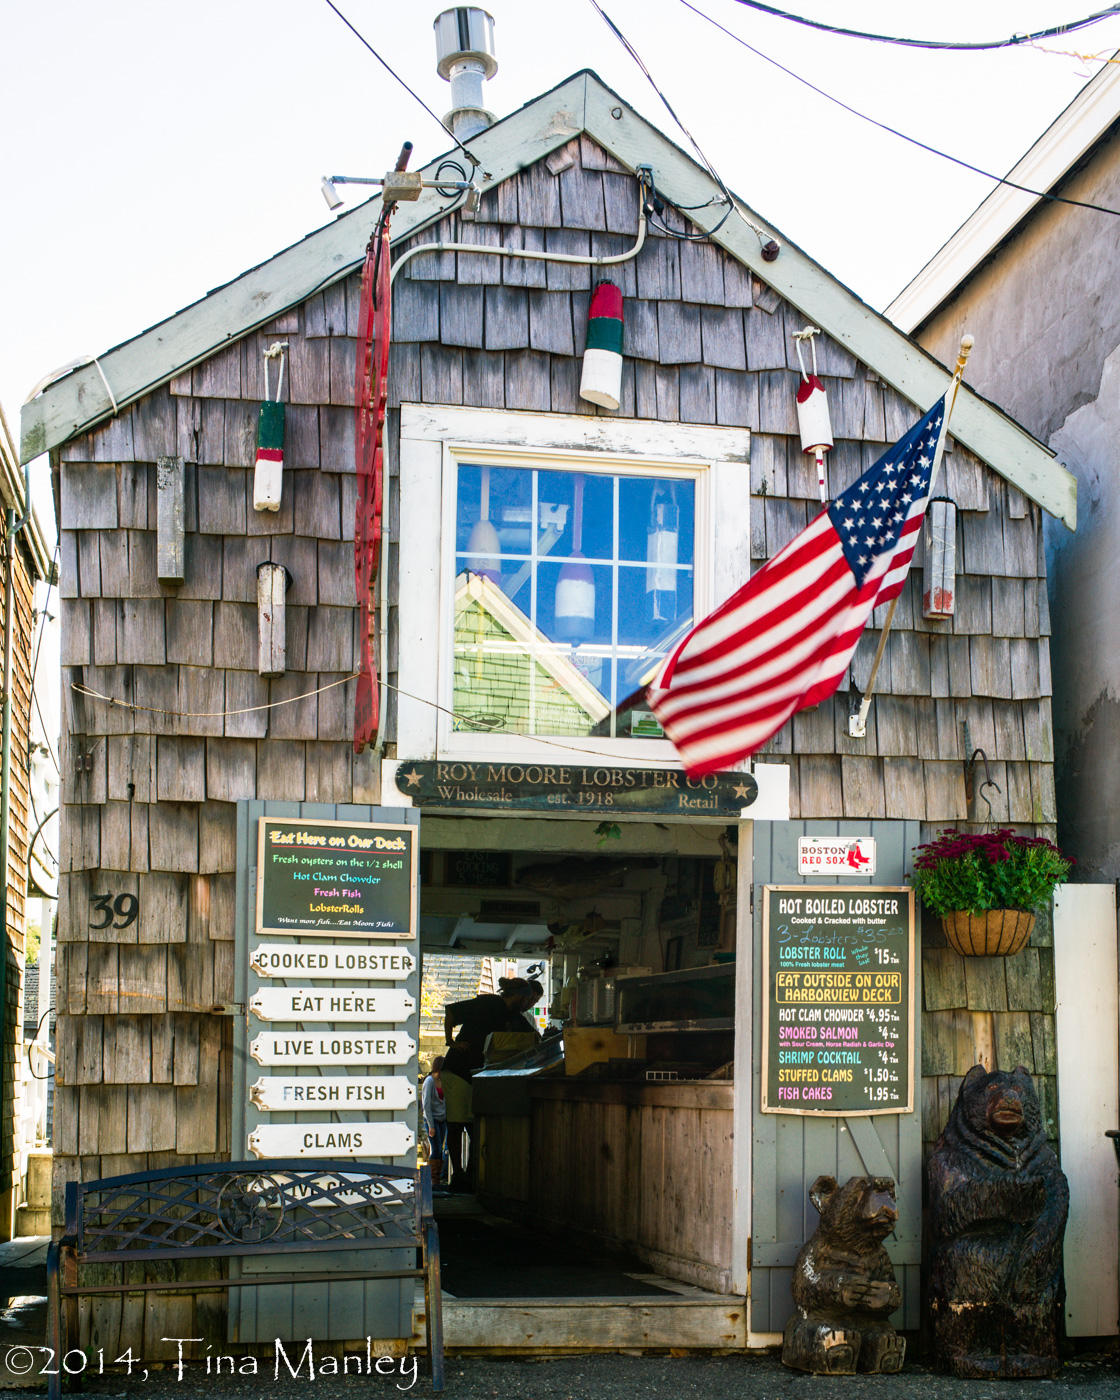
[887, 54, 1120, 338]
[21, 71, 1076, 529]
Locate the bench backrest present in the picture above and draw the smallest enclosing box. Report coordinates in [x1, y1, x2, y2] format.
[65, 1160, 431, 1264]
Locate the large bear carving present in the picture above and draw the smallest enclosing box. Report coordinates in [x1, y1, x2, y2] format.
[782, 1174, 906, 1374]
[927, 1064, 1069, 1378]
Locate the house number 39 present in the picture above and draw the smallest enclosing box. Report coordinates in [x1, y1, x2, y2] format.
[89, 893, 140, 929]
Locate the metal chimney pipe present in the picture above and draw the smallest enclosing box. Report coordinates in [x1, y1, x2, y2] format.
[433, 7, 498, 142]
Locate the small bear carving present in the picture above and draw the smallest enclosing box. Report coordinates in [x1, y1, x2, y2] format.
[927, 1064, 1069, 1379]
[782, 1174, 906, 1375]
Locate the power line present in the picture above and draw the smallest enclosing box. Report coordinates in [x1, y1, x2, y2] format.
[586, 1, 778, 252]
[680, 0, 1120, 221]
[319, 0, 482, 171]
[728, 0, 1120, 51]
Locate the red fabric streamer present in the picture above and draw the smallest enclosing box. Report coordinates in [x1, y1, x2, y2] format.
[353, 220, 391, 753]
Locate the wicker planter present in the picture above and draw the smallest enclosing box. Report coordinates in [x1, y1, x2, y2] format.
[940, 908, 1035, 957]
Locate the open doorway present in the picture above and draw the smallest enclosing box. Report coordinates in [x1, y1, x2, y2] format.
[417, 825, 739, 1303]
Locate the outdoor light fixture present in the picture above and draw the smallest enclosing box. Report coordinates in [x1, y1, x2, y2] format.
[319, 171, 482, 212]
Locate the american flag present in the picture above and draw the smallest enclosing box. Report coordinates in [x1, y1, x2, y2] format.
[648, 394, 949, 776]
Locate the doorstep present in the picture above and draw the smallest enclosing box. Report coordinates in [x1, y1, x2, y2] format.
[412, 1285, 748, 1353]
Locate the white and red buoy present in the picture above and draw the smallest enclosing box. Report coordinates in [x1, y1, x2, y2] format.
[580, 282, 623, 411]
[793, 327, 833, 503]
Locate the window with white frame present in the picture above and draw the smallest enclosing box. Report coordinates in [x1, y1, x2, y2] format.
[452, 458, 696, 741]
[396, 407, 750, 763]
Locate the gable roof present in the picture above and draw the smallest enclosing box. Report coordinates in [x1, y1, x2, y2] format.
[887, 55, 1120, 338]
[21, 70, 1076, 529]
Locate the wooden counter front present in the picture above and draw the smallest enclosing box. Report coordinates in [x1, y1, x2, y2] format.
[475, 1077, 734, 1293]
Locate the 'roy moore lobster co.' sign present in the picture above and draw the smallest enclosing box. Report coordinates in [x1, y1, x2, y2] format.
[395, 759, 758, 817]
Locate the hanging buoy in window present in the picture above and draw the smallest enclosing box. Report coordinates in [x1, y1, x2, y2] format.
[465, 464, 501, 582]
[793, 326, 833, 503]
[646, 482, 679, 623]
[579, 282, 623, 411]
[923, 496, 957, 617]
[555, 473, 595, 642]
[253, 342, 288, 512]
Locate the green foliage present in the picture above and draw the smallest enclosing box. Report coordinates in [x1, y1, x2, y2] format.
[910, 828, 1072, 916]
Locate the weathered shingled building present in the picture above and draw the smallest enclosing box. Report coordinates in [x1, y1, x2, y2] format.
[22, 69, 1089, 1354]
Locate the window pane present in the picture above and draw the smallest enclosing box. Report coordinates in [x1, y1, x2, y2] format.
[618, 477, 694, 565]
[452, 460, 696, 739]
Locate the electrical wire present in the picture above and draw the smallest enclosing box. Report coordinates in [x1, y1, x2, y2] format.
[586, 0, 778, 251]
[680, 0, 1120, 221]
[71, 671, 359, 721]
[72, 672, 687, 767]
[727, 0, 1120, 50]
[320, 0, 483, 172]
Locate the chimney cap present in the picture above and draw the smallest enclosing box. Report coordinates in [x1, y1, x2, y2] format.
[433, 7, 498, 81]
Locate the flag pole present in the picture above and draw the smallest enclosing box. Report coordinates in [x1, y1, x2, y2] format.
[848, 335, 974, 739]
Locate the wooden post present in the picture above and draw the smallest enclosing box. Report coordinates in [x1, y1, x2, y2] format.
[156, 455, 185, 584]
[256, 562, 291, 677]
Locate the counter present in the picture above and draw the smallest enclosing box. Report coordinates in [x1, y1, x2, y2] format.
[474, 1075, 734, 1293]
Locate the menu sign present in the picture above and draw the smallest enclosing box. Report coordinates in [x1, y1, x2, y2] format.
[256, 818, 416, 938]
[761, 885, 914, 1116]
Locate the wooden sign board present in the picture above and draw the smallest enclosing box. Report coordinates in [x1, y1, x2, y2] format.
[251, 944, 416, 980]
[247, 1121, 414, 1159]
[395, 759, 757, 817]
[761, 885, 914, 1116]
[250, 1076, 416, 1112]
[248, 986, 415, 1023]
[249, 1031, 416, 1067]
[256, 818, 417, 938]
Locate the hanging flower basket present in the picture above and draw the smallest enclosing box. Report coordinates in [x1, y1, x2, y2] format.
[911, 828, 1072, 957]
[940, 908, 1035, 958]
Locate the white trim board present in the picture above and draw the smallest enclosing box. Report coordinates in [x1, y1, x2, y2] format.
[1054, 882, 1119, 1336]
[23, 71, 1075, 528]
[887, 56, 1120, 337]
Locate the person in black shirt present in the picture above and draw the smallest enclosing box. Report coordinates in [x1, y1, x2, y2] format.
[441, 976, 542, 1192]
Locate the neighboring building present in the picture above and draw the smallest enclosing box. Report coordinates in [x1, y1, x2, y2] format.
[888, 56, 1120, 885]
[0, 405, 53, 1237]
[22, 66, 1082, 1353]
[888, 56, 1120, 1337]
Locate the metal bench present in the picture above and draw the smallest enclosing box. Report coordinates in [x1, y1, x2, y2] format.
[46, 1159, 443, 1396]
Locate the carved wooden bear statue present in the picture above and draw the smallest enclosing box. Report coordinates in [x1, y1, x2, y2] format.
[782, 1174, 906, 1375]
[927, 1064, 1069, 1378]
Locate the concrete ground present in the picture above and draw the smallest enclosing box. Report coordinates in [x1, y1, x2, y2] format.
[0, 1320, 1117, 1400]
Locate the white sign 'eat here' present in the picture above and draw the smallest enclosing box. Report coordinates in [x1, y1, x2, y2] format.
[249, 987, 415, 1022]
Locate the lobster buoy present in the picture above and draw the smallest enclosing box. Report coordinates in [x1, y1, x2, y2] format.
[793, 328, 833, 502]
[579, 282, 623, 411]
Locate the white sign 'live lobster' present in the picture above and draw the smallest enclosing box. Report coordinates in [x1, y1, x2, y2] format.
[250, 1032, 416, 1066]
[250, 944, 416, 980]
[247, 1121, 415, 1159]
[249, 987, 415, 1022]
[249, 1076, 416, 1112]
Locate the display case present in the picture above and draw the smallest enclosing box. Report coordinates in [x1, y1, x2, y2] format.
[614, 963, 734, 1034]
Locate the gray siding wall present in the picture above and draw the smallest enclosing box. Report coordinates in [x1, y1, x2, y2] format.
[916, 122, 1120, 885]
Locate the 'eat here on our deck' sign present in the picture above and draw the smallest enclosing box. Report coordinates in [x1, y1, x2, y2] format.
[255, 817, 417, 938]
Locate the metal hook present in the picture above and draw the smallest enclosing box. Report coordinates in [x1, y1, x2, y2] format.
[977, 778, 1001, 824]
[964, 747, 992, 805]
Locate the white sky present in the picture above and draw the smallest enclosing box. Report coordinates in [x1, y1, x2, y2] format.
[5, 0, 1120, 536]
